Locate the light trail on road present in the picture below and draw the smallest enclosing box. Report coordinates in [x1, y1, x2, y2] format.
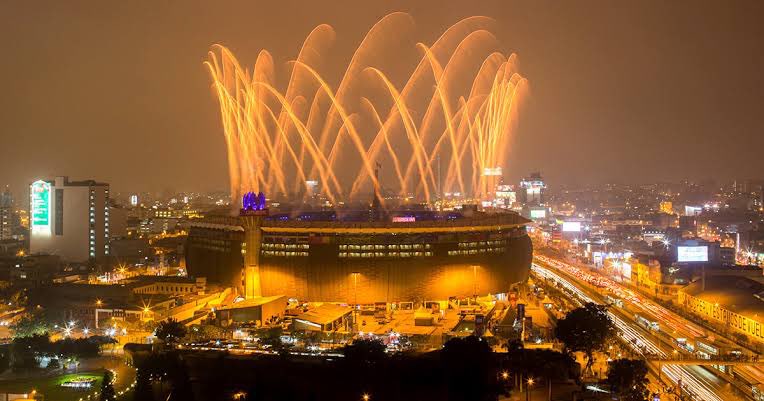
[535, 255, 706, 339]
[532, 263, 731, 401]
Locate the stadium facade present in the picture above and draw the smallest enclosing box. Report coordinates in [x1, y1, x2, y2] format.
[186, 202, 532, 305]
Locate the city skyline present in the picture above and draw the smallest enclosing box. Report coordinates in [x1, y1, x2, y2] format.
[2, 3, 764, 400]
[2, 0, 763, 197]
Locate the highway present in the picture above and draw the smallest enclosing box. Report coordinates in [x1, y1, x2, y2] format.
[531, 258, 749, 401]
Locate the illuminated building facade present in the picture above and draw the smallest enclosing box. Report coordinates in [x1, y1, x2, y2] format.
[678, 276, 764, 343]
[519, 172, 548, 221]
[186, 195, 533, 305]
[492, 184, 517, 209]
[519, 172, 546, 206]
[29, 176, 110, 263]
[660, 201, 674, 214]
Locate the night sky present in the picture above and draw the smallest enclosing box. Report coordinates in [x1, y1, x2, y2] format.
[2, 0, 763, 196]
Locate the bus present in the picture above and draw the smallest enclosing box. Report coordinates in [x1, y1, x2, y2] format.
[634, 313, 660, 332]
[605, 295, 623, 308]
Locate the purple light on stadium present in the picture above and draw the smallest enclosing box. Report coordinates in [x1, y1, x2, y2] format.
[242, 191, 266, 211]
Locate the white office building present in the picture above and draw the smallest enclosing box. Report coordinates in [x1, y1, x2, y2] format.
[30, 176, 110, 263]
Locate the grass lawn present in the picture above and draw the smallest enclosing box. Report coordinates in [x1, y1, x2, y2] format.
[0, 369, 106, 400]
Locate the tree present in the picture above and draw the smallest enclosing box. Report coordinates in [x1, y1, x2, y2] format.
[169, 361, 195, 401]
[505, 347, 577, 382]
[52, 337, 101, 358]
[47, 358, 60, 370]
[441, 336, 499, 401]
[133, 368, 154, 401]
[9, 289, 28, 308]
[184, 324, 226, 343]
[10, 310, 52, 338]
[155, 318, 187, 347]
[0, 349, 9, 374]
[554, 303, 615, 376]
[11, 333, 51, 371]
[258, 327, 286, 355]
[606, 359, 650, 401]
[100, 370, 116, 401]
[343, 338, 386, 366]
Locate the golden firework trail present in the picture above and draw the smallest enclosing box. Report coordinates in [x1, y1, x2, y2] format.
[205, 13, 527, 206]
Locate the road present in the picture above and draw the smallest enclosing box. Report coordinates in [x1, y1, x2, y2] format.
[531, 258, 749, 401]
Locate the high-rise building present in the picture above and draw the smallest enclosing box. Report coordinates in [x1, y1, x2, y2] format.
[0, 186, 12, 240]
[29, 176, 110, 263]
[519, 172, 546, 206]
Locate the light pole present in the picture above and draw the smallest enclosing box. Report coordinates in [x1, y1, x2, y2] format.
[472, 265, 478, 299]
[351, 272, 360, 331]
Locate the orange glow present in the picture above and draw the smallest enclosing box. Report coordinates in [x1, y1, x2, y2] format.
[205, 13, 526, 204]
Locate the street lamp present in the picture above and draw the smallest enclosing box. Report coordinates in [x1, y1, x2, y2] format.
[351, 272, 360, 331]
[526, 378, 535, 401]
[472, 265, 478, 298]
[351, 272, 360, 306]
[362, 393, 370, 401]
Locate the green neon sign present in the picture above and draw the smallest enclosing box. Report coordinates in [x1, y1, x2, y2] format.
[31, 180, 50, 231]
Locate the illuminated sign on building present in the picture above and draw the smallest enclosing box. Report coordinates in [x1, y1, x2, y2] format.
[392, 216, 416, 223]
[677, 246, 708, 262]
[31, 180, 51, 235]
[679, 291, 764, 341]
[684, 206, 702, 216]
[529, 209, 546, 219]
[562, 221, 582, 232]
[620, 262, 632, 279]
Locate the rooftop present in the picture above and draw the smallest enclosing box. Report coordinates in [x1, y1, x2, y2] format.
[682, 276, 764, 318]
[216, 295, 286, 311]
[191, 211, 530, 234]
[261, 212, 529, 234]
[296, 303, 352, 325]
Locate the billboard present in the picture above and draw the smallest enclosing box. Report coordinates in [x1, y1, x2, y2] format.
[562, 221, 582, 232]
[392, 216, 415, 223]
[31, 180, 51, 235]
[685, 206, 702, 216]
[620, 262, 632, 279]
[529, 209, 546, 219]
[678, 246, 708, 262]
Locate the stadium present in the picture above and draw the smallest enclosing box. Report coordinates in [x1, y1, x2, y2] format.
[185, 202, 532, 305]
[192, 14, 533, 306]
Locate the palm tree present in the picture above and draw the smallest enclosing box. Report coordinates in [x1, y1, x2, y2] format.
[155, 318, 187, 347]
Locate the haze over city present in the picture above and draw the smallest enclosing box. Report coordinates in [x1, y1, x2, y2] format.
[2, 2, 764, 401]
[2, 0, 764, 196]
